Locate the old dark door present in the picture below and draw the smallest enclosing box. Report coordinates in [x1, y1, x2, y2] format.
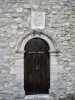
[24, 38, 50, 95]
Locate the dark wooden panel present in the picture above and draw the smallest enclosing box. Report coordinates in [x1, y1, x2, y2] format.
[24, 38, 50, 95]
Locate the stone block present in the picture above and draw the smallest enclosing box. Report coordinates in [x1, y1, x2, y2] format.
[11, 24, 18, 29]
[15, 59, 23, 67]
[10, 67, 17, 74]
[69, 62, 75, 66]
[1, 68, 9, 74]
[14, 91, 25, 99]
[13, 18, 23, 23]
[16, 74, 23, 80]
[16, 66, 24, 74]
[51, 66, 58, 73]
[65, 67, 71, 71]
[51, 57, 57, 65]
[58, 65, 63, 73]
[51, 74, 57, 82]
[16, 8, 23, 12]
[31, 11, 45, 30]
[15, 54, 24, 59]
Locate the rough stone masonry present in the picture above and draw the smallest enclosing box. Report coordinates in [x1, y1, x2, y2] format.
[0, 0, 75, 100]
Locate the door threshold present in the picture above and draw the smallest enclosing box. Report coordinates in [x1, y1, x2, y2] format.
[25, 94, 50, 99]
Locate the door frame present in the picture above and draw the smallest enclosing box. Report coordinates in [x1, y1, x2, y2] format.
[15, 30, 59, 97]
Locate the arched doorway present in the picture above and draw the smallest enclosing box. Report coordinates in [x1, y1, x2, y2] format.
[24, 38, 50, 95]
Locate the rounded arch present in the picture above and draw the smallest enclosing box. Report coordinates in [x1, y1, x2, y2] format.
[15, 30, 57, 53]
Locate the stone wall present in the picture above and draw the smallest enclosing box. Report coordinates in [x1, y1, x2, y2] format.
[0, 0, 75, 99]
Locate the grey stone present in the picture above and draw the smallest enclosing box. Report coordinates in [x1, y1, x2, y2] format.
[0, 0, 75, 99]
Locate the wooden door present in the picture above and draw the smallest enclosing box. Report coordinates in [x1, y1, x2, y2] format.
[24, 38, 50, 95]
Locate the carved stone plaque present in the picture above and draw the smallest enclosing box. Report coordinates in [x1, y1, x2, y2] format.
[31, 11, 45, 30]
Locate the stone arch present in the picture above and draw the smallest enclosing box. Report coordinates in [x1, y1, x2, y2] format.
[14, 30, 59, 97]
[15, 30, 58, 53]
